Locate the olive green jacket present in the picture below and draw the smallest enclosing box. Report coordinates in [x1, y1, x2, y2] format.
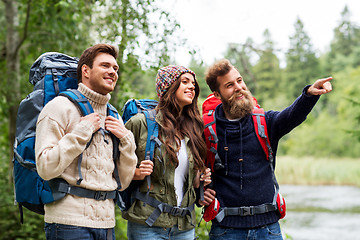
[122, 112, 198, 230]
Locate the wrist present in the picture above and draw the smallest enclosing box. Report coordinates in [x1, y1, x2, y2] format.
[133, 168, 145, 180]
[304, 85, 313, 96]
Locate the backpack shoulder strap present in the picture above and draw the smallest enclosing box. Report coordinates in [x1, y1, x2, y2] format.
[252, 108, 282, 211]
[141, 109, 160, 202]
[203, 109, 216, 171]
[105, 103, 123, 193]
[59, 89, 94, 116]
[143, 109, 159, 161]
[59, 89, 95, 185]
[252, 108, 273, 161]
[107, 103, 119, 119]
[203, 109, 223, 172]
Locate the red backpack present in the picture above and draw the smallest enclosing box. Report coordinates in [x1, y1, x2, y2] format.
[202, 94, 286, 221]
[202, 94, 271, 171]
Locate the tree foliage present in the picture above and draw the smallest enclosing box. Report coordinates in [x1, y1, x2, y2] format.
[285, 17, 320, 100]
[330, 6, 360, 58]
[326, 6, 360, 73]
[252, 29, 283, 108]
[189, 57, 211, 100]
[91, 0, 182, 105]
[224, 38, 257, 92]
[218, 11, 360, 158]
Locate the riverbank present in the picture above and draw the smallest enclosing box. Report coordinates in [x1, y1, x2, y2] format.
[275, 156, 360, 187]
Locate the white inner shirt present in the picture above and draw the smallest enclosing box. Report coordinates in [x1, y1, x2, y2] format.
[174, 139, 189, 207]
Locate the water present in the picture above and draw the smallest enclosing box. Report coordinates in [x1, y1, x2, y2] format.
[279, 185, 360, 240]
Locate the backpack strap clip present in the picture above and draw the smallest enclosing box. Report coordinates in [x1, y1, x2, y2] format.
[133, 190, 194, 227]
[50, 178, 117, 201]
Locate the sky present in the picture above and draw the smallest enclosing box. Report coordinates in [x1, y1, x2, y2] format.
[162, 0, 360, 66]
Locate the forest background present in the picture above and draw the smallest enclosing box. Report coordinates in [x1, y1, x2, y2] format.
[1, 0, 360, 239]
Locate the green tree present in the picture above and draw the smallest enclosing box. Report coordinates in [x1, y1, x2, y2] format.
[326, 6, 360, 72]
[1, 0, 94, 182]
[92, 0, 182, 106]
[188, 57, 211, 101]
[2, 0, 28, 183]
[282, 66, 360, 157]
[252, 29, 283, 107]
[0, 1, 96, 238]
[285, 17, 320, 100]
[330, 6, 360, 57]
[224, 38, 257, 92]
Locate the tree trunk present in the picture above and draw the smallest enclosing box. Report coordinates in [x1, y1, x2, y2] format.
[4, 0, 21, 183]
[111, 0, 129, 106]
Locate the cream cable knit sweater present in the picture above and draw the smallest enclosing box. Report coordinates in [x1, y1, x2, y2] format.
[35, 83, 137, 228]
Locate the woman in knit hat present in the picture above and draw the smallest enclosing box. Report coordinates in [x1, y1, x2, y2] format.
[123, 65, 211, 239]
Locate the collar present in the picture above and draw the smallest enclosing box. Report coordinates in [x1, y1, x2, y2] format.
[78, 83, 111, 106]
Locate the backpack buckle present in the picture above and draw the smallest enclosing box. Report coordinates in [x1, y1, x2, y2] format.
[94, 191, 107, 200]
[240, 206, 254, 216]
[170, 207, 183, 216]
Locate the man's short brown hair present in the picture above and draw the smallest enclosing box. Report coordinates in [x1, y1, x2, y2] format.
[205, 59, 234, 92]
[77, 43, 118, 82]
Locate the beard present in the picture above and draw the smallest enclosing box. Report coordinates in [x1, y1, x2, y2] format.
[221, 90, 254, 119]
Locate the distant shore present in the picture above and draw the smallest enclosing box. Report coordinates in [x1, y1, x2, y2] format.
[276, 155, 360, 187]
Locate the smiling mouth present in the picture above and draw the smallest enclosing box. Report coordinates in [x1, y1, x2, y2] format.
[230, 93, 243, 100]
[105, 78, 114, 83]
[185, 92, 194, 98]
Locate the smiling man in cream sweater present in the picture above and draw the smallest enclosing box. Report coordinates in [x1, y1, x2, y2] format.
[35, 44, 137, 240]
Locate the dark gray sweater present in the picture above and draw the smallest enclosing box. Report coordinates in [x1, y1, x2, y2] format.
[211, 86, 320, 228]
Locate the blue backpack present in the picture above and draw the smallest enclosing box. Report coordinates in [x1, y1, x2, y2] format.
[122, 99, 159, 162]
[119, 99, 159, 211]
[122, 99, 158, 124]
[13, 52, 121, 223]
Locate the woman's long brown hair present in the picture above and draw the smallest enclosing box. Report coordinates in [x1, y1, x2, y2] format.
[156, 78, 206, 171]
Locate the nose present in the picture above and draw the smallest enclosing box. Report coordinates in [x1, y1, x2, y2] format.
[235, 81, 247, 92]
[234, 81, 242, 91]
[108, 67, 118, 77]
[189, 83, 195, 90]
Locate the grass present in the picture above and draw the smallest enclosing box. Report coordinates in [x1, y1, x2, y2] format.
[275, 156, 360, 187]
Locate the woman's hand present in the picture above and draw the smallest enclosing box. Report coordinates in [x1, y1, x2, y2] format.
[194, 168, 211, 188]
[133, 160, 153, 180]
[200, 168, 212, 186]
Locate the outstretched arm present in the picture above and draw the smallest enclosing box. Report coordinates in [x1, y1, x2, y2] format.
[268, 77, 332, 144]
[307, 77, 333, 96]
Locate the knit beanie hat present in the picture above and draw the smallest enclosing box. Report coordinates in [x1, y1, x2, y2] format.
[156, 65, 196, 98]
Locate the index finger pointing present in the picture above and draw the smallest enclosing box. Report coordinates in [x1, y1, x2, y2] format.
[318, 76, 333, 84]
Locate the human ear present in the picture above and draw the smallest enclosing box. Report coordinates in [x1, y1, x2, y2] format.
[82, 64, 90, 79]
[214, 91, 221, 100]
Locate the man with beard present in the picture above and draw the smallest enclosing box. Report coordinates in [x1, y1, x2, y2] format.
[202, 59, 332, 240]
